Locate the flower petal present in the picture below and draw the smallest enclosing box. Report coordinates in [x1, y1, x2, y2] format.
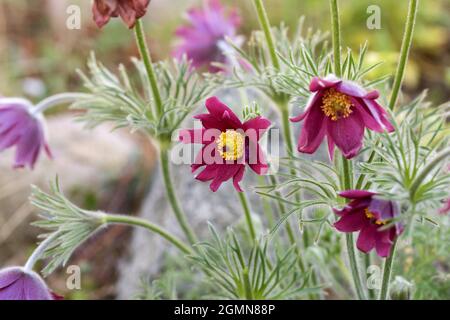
[362, 99, 395, 132]
[243, 116, 271, 141]
[209, 164, 241, 192]
[205, 96, 242, 129]
[356, 224, 377, 253]
[334, 210, 367, 232]
[195, 164, 219, 182]
[296, 103, 327, 154]
[309, 75, 341, 92]
[327, 112, 364, 159]
[338, 190, 376, 200]
[233, 165, 246, 192]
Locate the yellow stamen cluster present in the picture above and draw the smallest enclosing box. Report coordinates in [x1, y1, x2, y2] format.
[364, 208, 386, 225]
[321, 88, 353, 121]
[216, 130, 245, 161]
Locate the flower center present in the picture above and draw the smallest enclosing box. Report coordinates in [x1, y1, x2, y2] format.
[364, 208, 387, 225]
[321, 88, 353, 121]
[216, 130, 245, 161]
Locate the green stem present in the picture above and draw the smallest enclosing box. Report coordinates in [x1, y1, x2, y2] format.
[134, 19, 163, 116]
[342, 157, 366, 300]
[345, 233, 367, 300]
[409, 147, 450, 201]
[365, 253, 376, 300]
[160, 148, 198, 245]
[329, 0, 365, 300]
[388, 0, 419, 110]
[379, 239, 398, 300]
[252, 0, 280, 70]
[24, 232, 61, 272]
[330, 0, 342, 77]
[104, 214, 192, 255]
[237, 191, 257, 240]
[280, 105, 294, 154]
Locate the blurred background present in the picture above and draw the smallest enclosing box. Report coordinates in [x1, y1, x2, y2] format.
[0, 0, 449, 299]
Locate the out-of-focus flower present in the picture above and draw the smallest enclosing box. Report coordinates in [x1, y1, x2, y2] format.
[389, 276, 414, 300]
[0, 267, 61, 300]
[92, 0, 150, 29]
[439, 198, 450, 214]
[291, 75, 394, 159]
[173, 0, 241, 73]
[0, 98, 52, 169]
[179, 97, 270, 192]
[333, 190, 403, 257]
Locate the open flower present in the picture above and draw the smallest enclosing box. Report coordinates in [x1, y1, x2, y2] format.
[291, 75, 394, 159]
[92, 0, 150, 28]
[0, 267, 61, 300]
[0, 98, 52, 169]
[173, 0, 241, 73]
[179, 97, 270, 192]
[333, 190, 403, 257]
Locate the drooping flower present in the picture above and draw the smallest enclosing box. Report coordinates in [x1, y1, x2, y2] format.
[173, 0, 241, 73]
[92, 0, 151, 29]
[0, 98, 52, 169]
[0, 267, 62, 300]
[179, 97, 270, 192]
[291, 75, 395, 159]
[333, 190, 403, 257]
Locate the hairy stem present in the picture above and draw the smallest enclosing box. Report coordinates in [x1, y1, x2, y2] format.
[237, 191, 257, 240]
[31, 93, 88, 115]
[134, 19, 163, 116]
[345, 233, 366, 300]
[252, 0, 280, 70]
[379, 239, 398, 300]
[104, 214, 192, 254]
[342, 157, 366, 300]
[388, 0, 419, 110]
[160, 148, 198, 245]
[330, 0, 365, 300]
[24, 232, 61, 272]
[330, 0, 342, 77]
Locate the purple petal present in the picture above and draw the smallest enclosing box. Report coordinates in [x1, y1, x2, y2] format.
[0, 267, 54, 300]
[296, 103, 327, 154]
[205, 97, 242, 129]
[309, 75, 341, 92]
[232, 165, 246, 192]
[375, 230, 394, 258]
[339, 190, 376, 200]
[209, 164, 241, 192]
[327, 112, 365, 159]
[243, 116, 271, 141]
[368, 197, 399, 221]
[334, 210, 367, 232]
[195, 164, 219, 182]
[336, 80, 370, 98]
[356, 224, 377, 253]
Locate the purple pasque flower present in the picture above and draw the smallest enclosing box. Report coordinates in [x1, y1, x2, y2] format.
[291, 75, 395, 159]
[173, 0, 241, 73]
[333, 190, 404, 258]
[179, 96, 271, 192]
[0, 267, 62, 300]
[0, 98, 52, 169]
